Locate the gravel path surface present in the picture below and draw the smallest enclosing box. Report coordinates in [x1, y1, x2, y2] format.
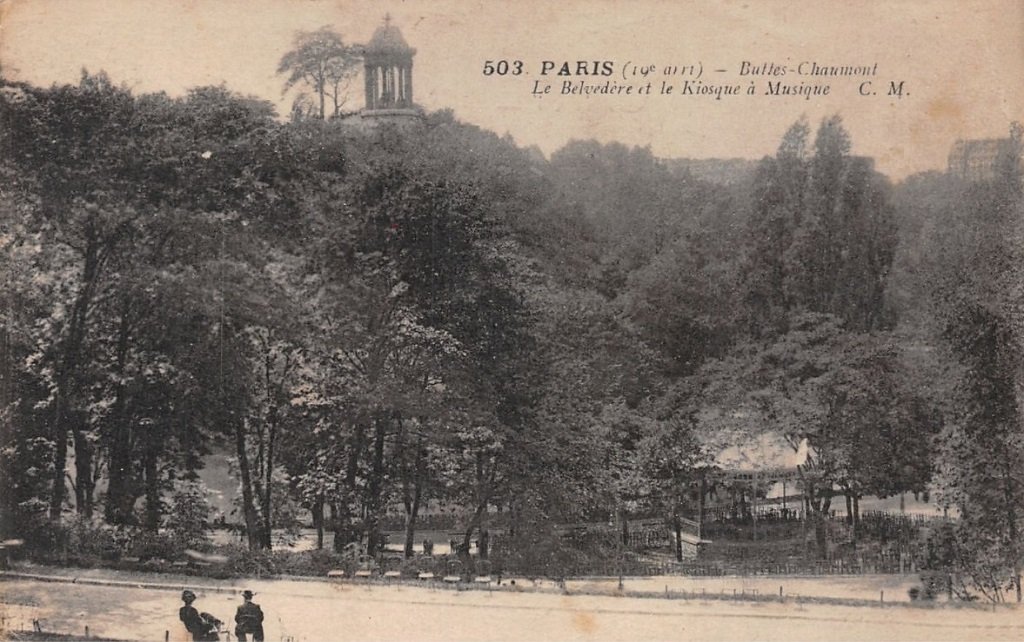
[2, 567, 1021, 641]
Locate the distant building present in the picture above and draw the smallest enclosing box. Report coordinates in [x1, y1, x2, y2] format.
[360, 15, 423, 123]
[948, 134, 1022, 181]
[657, 157, 758, 186]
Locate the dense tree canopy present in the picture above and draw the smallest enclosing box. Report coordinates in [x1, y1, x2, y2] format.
[1, 69, 1019, 600]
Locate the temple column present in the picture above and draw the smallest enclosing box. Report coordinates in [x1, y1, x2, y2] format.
[365, 70, 373, 110]
[405, 64, 413, 105]
[373, 66, 380, 109]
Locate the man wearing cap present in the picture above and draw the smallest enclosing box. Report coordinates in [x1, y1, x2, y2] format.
[234, 590, 265, 641]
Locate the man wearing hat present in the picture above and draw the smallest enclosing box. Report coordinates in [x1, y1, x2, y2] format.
[234, 590, 265, 641]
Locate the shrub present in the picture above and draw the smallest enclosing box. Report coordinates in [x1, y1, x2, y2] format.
[165, 480, 213, 551]
[63, 519, 123, 565]
[128, 530, 180, 561]
[23, 519, 70, 561]
[224, 545, 277, 577]
[271, 549, 346, 576]
[18, 518, 136, 568]
[489, 529, 604, 579]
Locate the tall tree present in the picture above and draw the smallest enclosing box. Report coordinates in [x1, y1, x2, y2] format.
[744, 116, 897, 337]
[742, 117, 810, 335]
[278, 27, 361, 120]
[784, 115, 897, 331]
[1, 72, 151, 521]
[928, 122, 1023, 602]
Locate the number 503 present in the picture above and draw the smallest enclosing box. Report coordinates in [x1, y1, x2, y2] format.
[482, 60, 524, 76]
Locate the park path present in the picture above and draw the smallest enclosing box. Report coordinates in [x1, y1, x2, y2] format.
[2, 566, 1022, 641]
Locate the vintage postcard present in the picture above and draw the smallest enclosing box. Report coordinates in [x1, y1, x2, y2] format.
[1, 0, 1022, 640]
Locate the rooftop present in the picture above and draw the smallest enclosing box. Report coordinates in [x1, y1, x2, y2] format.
[365, 14, 415, 56]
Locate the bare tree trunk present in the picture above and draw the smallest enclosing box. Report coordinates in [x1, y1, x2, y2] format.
[674, 517, 684, 562]
[105, 309, 134, 524]
[332, 420, 366, 553]
[330, 502, 343, 554]
[317, 72, 326, 120]
[462, 454, 497, 556]
[260, 404, 279, 550]
[403, 439, 424, 559]
[403, 484, 422, 559]
[331, 84, 341, 118]
[313, 494, 324, 550]
[48, 396, 69, 521]
[364, 413, 388, 557]
[698, 474, 707, 540]
[73, 419, 95, 518]
[51, 226, 106, 523]
[461, 501, 488, 556]
[233, 419, 262, 550]
[142, 447, 160, 533]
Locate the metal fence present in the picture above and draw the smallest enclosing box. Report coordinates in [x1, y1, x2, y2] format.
[545, 553, 920, 579]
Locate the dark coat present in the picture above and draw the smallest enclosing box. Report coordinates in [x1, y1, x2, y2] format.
[235, 601, 265, 638]
[179, 605, 204, 641]
[179, 605, 221, 641]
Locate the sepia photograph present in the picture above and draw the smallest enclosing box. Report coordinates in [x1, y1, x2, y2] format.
[0, 0, 1022, 640]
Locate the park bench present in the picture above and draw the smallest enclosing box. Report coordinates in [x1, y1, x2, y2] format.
[473, 560, 493, 585]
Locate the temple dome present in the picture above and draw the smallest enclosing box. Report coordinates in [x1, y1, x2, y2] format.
[365, 19, 415, 57]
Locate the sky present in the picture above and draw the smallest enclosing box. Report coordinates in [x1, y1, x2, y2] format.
[1, 0, 1022, 180]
